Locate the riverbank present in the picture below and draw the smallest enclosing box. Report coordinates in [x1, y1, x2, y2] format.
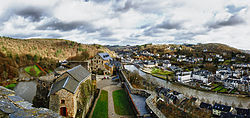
[125, 65, 250, 109]
[138, 66, 249, 98]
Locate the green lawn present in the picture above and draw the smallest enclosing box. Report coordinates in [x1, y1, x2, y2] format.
[212, 86, 224, 92]
[152, 74, 167, 79]
[5, 83, 16, 90]
[230, 89, 237, 94]
[219, 88, 228, 93]
[212, 83, 219, 87]
[92, 90, 108, 118]
[24, 65, 42, 76]
[112, 89, 134, 115]
[151, 68, 173, 76]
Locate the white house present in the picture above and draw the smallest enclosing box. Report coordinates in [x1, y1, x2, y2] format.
[177, 72, 192, 83]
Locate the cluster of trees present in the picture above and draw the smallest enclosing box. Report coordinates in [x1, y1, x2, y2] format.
[157, 100, 211, 118]
[125, 70, 158, 90]
[126, 70, 144, 88]
[67, 51, 89, 61]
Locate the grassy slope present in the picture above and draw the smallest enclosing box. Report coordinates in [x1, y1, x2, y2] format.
[0, 38, 99, 61]
[112, 89, 134, 115]
[92, 90, 108, 118]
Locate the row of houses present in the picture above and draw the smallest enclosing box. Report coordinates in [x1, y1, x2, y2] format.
[177, 70, 214, 84]
[177, 69, 250, 92]
[200, 102, 250, 117]
[157, 87, 187, 105]
[157, 87, 250, 117]
[129, 57, 250, 93]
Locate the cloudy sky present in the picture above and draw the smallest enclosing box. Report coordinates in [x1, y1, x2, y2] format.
[0, 0, 249, 49]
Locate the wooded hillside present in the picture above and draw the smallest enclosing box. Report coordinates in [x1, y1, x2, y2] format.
[0, 37, 110, 85]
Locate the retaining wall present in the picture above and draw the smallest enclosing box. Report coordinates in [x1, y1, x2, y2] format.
[119, 70, 166, 118]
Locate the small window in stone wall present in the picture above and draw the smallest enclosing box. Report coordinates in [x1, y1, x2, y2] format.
[61, 100, 65, 104]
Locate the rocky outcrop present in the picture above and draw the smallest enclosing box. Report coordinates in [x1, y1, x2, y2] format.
[0, 86, 61, 117]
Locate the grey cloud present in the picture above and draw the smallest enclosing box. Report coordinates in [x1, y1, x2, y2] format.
[156, 20, 182, 29]
[99, 29, 113, 37]
[90, 0, 110, 4]
[208, 15, 245, 29]
[36, 20, 96, 32]
[139, 24, 150, 29]
[0, 6, 48, 23]
[142, 20, 182, 37]
[16, 7, 47, 22]
[113, 0, 134, 12]
[129, 33, 141, 38]
[7, 33, 42, 39]
[143, 27, 163, 37]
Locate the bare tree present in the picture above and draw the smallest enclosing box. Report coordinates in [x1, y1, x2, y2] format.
[206, 99, 210, 104]
[232, 101, 236, 108]
[212, 100, 215, 105]
[238, 102, 243, 108]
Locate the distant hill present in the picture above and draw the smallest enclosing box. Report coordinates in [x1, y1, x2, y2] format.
[138, 43, 245, 55]
[0, 37, 112, 84]
[241, 50, 250, 54]
[111, 43, 249, 61]
[192, 43, 241, 54]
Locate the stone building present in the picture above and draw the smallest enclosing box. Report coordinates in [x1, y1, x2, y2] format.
[91, 53, 114, 75]
[48, 65, 91, 117]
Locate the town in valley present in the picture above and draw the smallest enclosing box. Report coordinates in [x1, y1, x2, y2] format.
[0, 0, 250, 118]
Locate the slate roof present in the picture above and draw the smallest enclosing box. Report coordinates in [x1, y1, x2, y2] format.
[235, 108, 250, 116]
[221, 112, 244, 118]
[98, 53, 112, 60]
[49, 65, 90, 95]
[213, 103, 231, 112]
[67, 65, 90, 82]
[200, 102, 212, 110]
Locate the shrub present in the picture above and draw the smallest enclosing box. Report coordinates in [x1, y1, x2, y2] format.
[5, 83, 16, 90]
[30, 68, 37, 76]
[55, 49, 62, 57]
[26, 54, 32, 60]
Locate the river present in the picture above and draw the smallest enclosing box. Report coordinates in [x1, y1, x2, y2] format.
[124, 65, 250, 109]
[14, 81, 37, 103]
